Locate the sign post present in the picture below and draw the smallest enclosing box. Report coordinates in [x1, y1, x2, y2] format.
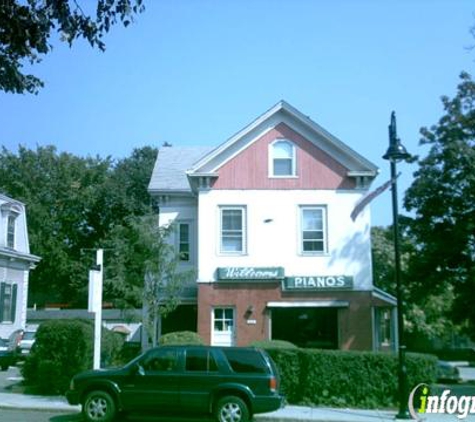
[88, 249, 103, 370]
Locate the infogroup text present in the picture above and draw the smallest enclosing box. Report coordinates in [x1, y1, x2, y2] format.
[409, 384, 475, 420]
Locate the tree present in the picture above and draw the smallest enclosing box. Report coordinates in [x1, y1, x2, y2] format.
[0, 144, 157, 306]
[371, 225, 457, 348]
[105, 214, 192, 348]
[0, 0, 144, 94]
[404, 71, 475, 337]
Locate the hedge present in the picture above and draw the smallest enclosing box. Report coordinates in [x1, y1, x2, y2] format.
[265, 348, 437, 408]
[22, 319, 124, 395]
[160, 331, 204, 346]
[249, 339, 298, 349]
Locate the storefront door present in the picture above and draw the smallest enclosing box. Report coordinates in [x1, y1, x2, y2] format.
[212, 307, 235, 346]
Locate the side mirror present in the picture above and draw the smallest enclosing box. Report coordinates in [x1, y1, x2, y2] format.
[131, 363, 145, 376]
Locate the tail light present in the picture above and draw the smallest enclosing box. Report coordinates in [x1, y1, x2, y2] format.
[269, 376, 277, 393]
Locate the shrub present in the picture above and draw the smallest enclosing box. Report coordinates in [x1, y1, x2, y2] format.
[264, 348, 437, 409]
[22, 319, 124, 395]
[159, 331, 204, 346]
[249, 339, 298, 349]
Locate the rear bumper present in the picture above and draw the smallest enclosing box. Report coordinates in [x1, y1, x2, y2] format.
[252, 394, 285, 414]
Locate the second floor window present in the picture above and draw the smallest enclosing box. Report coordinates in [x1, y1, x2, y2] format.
[7, 215, 16, 249]
[220, 207, 246, 254]
[301, 206, 327, 254]
[178, 223, 190, 261]
[271, 140, 296, 177]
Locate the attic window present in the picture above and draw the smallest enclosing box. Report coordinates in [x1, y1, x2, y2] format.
[270, 140, 296, 177]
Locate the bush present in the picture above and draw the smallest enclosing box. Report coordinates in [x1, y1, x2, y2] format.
[159, 331, 204, 346]
[22, 319, 124, 395]
[264, 348, 437, 409]
[249, 339, 298, 349]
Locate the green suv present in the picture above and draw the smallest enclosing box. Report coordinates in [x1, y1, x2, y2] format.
[66, 345, 283, 422]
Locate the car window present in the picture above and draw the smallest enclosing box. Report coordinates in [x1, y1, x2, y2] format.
[142, 349, 177, 372]
[185, 349, 218, 372]
[223, 349, 267, 374]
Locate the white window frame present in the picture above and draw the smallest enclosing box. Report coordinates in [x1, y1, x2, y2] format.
[0, 282, 17, 323]
[269, 139, 297, 178]
[176, 221, 192, 262]
[299, 206, 328, 255]
[219, 206, 247, 255]
[6, 215, 16, 249]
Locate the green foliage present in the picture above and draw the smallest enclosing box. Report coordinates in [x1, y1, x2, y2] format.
[22, 319, 124, 395]
[404, 71, 475, 338]
[249, 339, 297, 349]
[265, 348, 437, 408]
[371, 225, 458, 345]
[0, 145, 158, 308]
[159, 331, 204, 346]
[0, 1, 145, 94]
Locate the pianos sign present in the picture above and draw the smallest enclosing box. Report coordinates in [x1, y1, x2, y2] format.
[284, 276, 354, 291]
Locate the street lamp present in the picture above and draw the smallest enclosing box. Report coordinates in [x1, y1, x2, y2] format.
[382, 111, 411, 420]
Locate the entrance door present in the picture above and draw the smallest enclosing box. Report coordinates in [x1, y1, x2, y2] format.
[212, 307, 235, 346]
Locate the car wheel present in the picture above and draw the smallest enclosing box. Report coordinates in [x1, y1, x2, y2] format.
[215, 395, 249, 422]
[82, 390, 116, 422]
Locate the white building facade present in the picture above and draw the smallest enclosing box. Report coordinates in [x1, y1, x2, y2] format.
[149, 102, 396, 351]
[0, 193, 40, 340]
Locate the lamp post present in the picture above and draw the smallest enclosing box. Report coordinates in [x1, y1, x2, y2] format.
[383, 112, 411, 419]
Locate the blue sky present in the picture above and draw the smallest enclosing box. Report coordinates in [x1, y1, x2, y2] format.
[1, 0, 474, 226]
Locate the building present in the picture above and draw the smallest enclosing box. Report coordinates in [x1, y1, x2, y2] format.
[0, 193, 40, 340]
[148, 101, 396, 351]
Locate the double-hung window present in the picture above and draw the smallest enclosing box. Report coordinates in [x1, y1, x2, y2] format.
[0, 282, 17, 323]
[270, 140, 296, 177]
[177, 223, 190, 262]
[300, 206, 327, 254]
[220, 207, 246, 254]
[6, 215, 16, 249]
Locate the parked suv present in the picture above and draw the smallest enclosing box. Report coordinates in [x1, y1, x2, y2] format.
[66, 345, 283, 422]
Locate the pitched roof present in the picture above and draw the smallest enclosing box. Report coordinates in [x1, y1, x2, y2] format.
[148, 146, 214, 192]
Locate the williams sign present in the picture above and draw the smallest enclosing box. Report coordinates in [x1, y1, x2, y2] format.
[283, 276, 354, 291]
[218, 267, 284, 281]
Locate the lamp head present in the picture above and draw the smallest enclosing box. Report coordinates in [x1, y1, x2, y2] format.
[383, 111, 411, 162]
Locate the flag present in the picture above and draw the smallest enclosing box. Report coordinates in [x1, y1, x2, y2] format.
[350, 174, 399, 221]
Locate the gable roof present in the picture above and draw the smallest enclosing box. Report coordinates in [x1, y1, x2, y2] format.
[188, 101, 378, 177]
[148, 146, 214, 193]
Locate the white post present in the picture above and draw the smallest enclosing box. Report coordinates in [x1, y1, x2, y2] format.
[93, 249, 103, 369]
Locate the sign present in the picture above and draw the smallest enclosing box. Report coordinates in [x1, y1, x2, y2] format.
[283, 276, 353, 291]
[218, 267, 284, 280]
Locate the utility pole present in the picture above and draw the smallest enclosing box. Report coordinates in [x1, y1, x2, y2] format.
[88, 249, 103, 370]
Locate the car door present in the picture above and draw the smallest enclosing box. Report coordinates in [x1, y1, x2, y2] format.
[120, 348, 181, 412]
[178, 348, 221, 413]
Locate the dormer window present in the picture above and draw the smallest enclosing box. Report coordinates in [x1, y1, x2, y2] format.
[1, 203, 21, 250]
[270, 140, 296, 177]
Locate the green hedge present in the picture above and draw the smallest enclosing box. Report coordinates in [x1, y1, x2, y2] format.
[265, 348, 437, 408]
[160, 331, 204, 346]
[249, 339, 298, 349]
[22, 319, 124, 395]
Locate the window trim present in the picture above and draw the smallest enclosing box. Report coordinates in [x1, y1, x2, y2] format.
[176, 221, 191, 262]
[269, 139, 297, 178]
[0, 282, 17, 323]
[6, 214, 16, 249]
[299, 205, 328, 255]
[219, 206, 247, 255]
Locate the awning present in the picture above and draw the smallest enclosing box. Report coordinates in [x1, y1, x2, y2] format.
[267, 301, 349, 308]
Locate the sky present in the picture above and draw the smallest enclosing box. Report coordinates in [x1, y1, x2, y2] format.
[1, 0, 474, 226]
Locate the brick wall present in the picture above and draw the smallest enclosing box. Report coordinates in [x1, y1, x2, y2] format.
[197, 282, 376, 350]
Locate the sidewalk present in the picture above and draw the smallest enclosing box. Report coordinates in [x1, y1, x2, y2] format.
[0, 390, 473, 421]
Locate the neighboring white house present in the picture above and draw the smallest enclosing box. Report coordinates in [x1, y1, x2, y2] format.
[0, 193, 40, 340]
[148, 101, 397, 351]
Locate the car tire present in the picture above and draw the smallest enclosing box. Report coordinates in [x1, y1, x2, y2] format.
[214, 395, 249, 422]
[82, 390, 116, 422]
